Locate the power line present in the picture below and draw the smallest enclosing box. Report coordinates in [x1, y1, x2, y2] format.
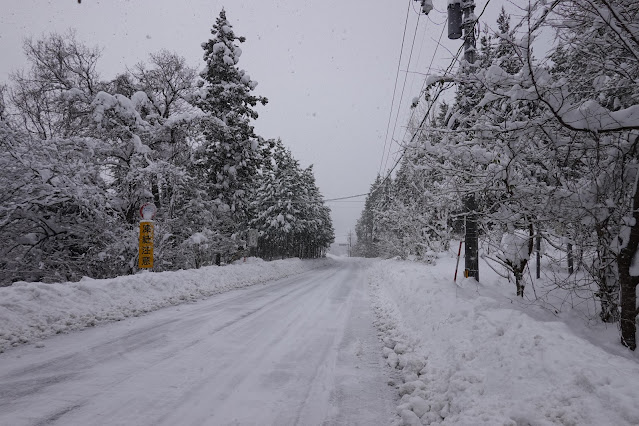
[324, 201, 367, 204]
[383, 11, 423, 172]
[371, 0, 494, 199]
[329, 0, 494, 207]
[253, 193, 370, 205]
[379, 23, 452, 188]
[410, 0, 423, 15]
[396, 17, 447, 154]
[324, 193, 369, 202]
[378, 0, 412, 176]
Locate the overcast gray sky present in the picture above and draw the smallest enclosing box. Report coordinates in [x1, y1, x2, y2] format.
[0, 0, 509, 243]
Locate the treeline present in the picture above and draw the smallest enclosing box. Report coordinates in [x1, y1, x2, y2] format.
[0, 9, 334, 285]
[250, 139, 333, 260]
[355, 2, 639, 350]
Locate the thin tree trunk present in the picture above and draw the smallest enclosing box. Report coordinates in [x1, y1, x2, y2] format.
[536, 229, 541, 279]
[515, 269, 525, 297]
[617, 249, 637, 350]
[618, 175, 639, 350]
[152, 180, 160, 208]
[567, 242, 574, 275]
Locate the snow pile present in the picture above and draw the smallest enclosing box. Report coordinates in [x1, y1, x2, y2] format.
[368, 257, 639, 425]
[499, 232, 529, 264]
[0, 257, 331, 352]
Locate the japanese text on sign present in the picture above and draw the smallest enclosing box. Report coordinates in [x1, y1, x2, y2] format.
[139, 221, 154, 269]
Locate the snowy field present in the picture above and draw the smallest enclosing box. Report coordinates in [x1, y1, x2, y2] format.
[0, 257, 331, 353]
[368, 254, 639, 425]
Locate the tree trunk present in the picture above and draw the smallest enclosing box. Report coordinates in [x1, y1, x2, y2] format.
[152, 180, 160, 208]
[594, 223, 620, 323]
[515, 269, 525, 297]
[536, 230, 541, 279]
[567, 242, 574, 275]
[617, 175, 639, 350]
[617, 249, 637, 350]
[597, 269, 619, 323]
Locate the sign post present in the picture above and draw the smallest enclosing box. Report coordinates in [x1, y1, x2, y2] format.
[138, 203, 157, 269]
[248, 229, 258, 258]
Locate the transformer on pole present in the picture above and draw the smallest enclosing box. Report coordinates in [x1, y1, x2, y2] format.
[447, 1, 463, 39]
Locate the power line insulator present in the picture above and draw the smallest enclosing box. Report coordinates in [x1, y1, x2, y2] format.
[414, 0, 433, 15]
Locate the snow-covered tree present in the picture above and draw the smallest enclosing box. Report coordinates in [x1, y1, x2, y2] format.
[193, 9, 268, 221]
[298, 165, 335, 258]
[361, 154, 453, 261]
[250, 140, 333, 259]
[0, 122, 118, 284]
[124, 51, 234, 269]
[7, 31, 101, 139]
[0, 84, 7, 121]
[380, 0, 639, 349]
[476, 0, 639, 348]
[250, 140, 304, 258]
[354, 176, 384, 258]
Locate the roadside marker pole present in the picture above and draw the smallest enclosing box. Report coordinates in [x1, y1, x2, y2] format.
[453, 240, 463, 282]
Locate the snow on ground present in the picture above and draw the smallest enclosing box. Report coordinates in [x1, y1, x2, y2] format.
[4, 250, 639, 425]
[0, 259, 395, 426]
[367, 253, 639, 426]
[0, 257, 331, 353]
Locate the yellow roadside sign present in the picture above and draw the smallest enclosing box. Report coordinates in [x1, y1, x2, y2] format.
[139, 221, 154, 269]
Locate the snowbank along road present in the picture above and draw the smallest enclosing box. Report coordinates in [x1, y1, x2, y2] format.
[0, 260, 396, 425]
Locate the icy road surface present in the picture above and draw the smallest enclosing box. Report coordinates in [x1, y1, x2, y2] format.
[0, 261, 396, 425]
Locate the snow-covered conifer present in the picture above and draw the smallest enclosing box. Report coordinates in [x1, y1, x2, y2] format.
[250, 140, 333, 259]
[193, 9, 268, 220]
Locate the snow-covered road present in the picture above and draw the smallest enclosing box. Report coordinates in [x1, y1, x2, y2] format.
[0, 261, 395, 425]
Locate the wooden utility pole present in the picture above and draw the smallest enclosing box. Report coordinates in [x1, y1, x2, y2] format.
[413, 0, 478, 280]
[459, 0, 479, 281]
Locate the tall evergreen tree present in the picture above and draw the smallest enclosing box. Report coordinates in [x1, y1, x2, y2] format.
[354, 176, 383, 257]
[494, 7, 521, 75]
[250, 140, 333, 259]
[193, 9, 268, 220]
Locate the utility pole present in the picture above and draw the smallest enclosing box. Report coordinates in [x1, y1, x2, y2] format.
[414, 0, 479, 281]
[462, 0, 479, 282]
[445, 0, 479, 281]
[347, 231, 353, 257]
